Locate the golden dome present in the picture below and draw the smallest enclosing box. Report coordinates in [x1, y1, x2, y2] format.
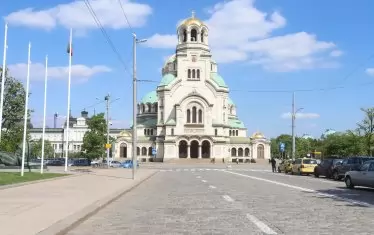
[179, 11, 207, 28]
[119, 130, 132, 137]
[252, 132, 265, 139]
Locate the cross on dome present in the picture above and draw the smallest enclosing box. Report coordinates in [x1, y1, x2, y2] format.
[191, 10, 195, 18]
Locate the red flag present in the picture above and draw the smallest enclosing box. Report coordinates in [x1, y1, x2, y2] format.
[66, 43, 73, 56]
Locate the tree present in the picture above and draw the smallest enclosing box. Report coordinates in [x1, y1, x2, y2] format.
[30, 138, 55, 158]
[357, 108, 374, 156]
[82, 113, 107, 160]
[0, 67, 32, 152]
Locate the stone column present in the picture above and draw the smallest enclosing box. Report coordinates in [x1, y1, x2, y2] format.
[198, 145, 201, 158]
[187, 145, 190, 158]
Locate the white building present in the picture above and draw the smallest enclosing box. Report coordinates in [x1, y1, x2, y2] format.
[113, 12, 271, 162]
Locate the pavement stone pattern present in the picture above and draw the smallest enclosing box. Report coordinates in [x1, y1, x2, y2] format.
[0, 168, 155, 235]
[69, 165, 374, 235]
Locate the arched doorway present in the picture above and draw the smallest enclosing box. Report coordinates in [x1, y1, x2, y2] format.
[257, 144, 265, 159]
[120, 143, 127, 158]
[190, 140, 199, 158]
[179, 140, 188, 158]
[231, 148, 237, 157]
[201, 140, 210, 158]
[238, 148, 243, 157]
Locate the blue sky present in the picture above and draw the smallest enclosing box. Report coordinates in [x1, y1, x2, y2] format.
[1, 0, 374, 138]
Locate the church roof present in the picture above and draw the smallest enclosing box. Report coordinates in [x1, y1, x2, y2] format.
[141, 91, 158, 104]
[159, 73, 176, 86]
[178, 11, 207, 29]
[164, 54, 176, 68]
[228, 97, 235, 106]
[210, 73, 228, 88]
[228, 118, 245, 128]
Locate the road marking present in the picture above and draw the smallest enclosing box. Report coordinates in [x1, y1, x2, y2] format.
[209, 185, 216, 189]
[202, 180, 207, 183]
[196, 176, 201, 179]
[222, 195, 234, 202]
[246, 214, 277, 234]
[222, 170, 373, 208]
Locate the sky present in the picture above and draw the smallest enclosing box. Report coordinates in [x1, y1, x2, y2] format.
[1, 0, 374, 138]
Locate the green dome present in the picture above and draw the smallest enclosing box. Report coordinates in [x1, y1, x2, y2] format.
[228, 118, 245, 128]
[163, 54, 176, 67]
[159, 74, 176, 86]
[211, 73, 228, 88]
[141, 91, 158, 103]
[228, 97, 235, 106]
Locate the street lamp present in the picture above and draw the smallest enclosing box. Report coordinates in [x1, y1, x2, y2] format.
[292, 92, 304, 159]
[132, 33, 147, 180]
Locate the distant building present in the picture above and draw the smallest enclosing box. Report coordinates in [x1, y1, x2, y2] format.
[321, 129, 337, 139]
[301, 134, 314, 139]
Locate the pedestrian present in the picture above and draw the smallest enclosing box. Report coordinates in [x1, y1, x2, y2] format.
[222, 158, 225, 163]
[271, 158, 276, 172]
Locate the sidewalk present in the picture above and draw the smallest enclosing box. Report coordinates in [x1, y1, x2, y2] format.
[0, 168, 157, 235]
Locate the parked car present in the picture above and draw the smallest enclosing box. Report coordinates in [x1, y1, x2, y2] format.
[291, 158, 318, 175]
[120, 160, 139, 169]
[110, 161, 122, 168]
[314, 158, 343, 178]
[345, 160, 374, 189]
[278, 159, 293, 173]
[332, 156, 373, 181]
[68, 158, 90, 166]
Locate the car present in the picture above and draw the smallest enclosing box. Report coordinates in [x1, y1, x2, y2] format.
[332, 156, 373, 181]
[120, 160, 139, 169]
[291, 158, 318, 175]
[314, 158, 343, 178]
[344, 160, 374, 189]
[110, 161, 122, 168]
[278, 159, 293, 173]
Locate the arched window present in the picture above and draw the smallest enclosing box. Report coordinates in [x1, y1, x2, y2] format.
[191, 29, 197, 41]
[197, 69, 200, 79]
[137, 104, 140, 114]
[215, 129, 218, 136]
[144, 129, 146, 135]
[198, 109, 202, 123]
[231, 148, 237, 157]
[136, 147, 140, 156]
[155, 104, 158, 113]
[171, 128, 174, 135]
[147, 104, 151, 112]
[141, 104, 145, 113]
[151, 129, 154, 136]
[192, 69, 196, 78]
[187, 109, 191, 123]
[147, 129, 150, 135]
[201, 30, 205, 42]
[238, 148, 243, 157]
[141, 147, 147, 155]
[148, 147, 152, 156]
[188, 69, 191, 78]
[236, 130, 238, 136]
[245, 148, 250, 156]
[192, 107, 197, 123]
[257, 144, 265, 159]
[229, 130, 232, 136]
[183, 29, 187, 42]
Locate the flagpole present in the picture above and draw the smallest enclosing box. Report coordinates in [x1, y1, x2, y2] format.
[21, 42, 31, 177]
[64, 28, 72, 172]
[41, 55, 48, 174]
[0, 22, 8, 142]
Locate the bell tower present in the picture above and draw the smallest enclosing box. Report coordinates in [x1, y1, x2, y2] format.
[176, 11, 212, 83]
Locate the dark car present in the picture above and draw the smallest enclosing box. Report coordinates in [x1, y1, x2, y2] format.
[332, 156, 374, 181]
[314, 158, 342, 178]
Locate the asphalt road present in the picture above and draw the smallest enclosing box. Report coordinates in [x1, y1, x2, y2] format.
[67, 165, 374, 235]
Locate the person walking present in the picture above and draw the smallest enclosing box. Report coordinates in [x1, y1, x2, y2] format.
[271, 158, 277, 173]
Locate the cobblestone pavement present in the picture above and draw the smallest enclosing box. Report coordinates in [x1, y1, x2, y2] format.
[68, 167, 374, 235]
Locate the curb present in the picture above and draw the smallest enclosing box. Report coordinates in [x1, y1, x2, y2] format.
[0, 174, 79, 191]
[37, 170, 158, 235]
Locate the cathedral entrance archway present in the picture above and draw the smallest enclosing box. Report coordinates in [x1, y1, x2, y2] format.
[201, 140, 210, 158]
[179, 140, 188, 158]
[190, 140, 199, 158]
[120, 143, 127, 158]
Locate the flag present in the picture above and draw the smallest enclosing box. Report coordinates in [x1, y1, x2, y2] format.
[66, 43, 73, 56]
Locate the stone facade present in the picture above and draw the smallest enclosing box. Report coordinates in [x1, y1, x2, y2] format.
[114, 12, 271, 162]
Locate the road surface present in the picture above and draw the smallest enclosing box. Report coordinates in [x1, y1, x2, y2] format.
[67, 165, 374, 234]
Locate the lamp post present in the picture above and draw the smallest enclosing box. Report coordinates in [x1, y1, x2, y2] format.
[291, 92, 304, 159]
[132, 33, 147, 180]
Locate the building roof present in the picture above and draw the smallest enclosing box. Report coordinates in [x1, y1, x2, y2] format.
[228, 118, 245, 128]
[140, 91, 158, 104]
[229, 137, 251, 144]
[252, 132, 265, 139]
[228, 97, 235, 106]
[178, 12, 207, 29]
[164, 54, 176, 68]
[138, 117, 157, 127]
[210, 73, 228, 88]
[159, 73, 176, 87]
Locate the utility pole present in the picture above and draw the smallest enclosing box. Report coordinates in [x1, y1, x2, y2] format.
[292, 92, 295, 159]
[132, 34, 147, 180]
[105, 94, 110, 168]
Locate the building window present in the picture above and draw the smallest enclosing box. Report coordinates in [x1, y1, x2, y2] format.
[187, 109, 191, 123]
[192, 107, 197, 123]
[197, 69, 200, 79]
[171, 128, 174, 136]
[192, 69, 196, 78]
[215, 129, 217, 136]
[229, 130, 232, 136]
[151, 129, 154, 136]
[211, 63, 213, 71]
[198, 109, 202, 123]
[155, 105, 158, 113]
[147, 104, 151, 112]
[147, 129, 150, 135]
[141, 147, 147, 155]
[191, 29, 197, 41]
[236, 130, 238, 136]
[144, 129, 146, 135]
[173, 63, 176, 70]
[188, 69, 191, 78]
[183, 29, 187, 42]
[201, 30, 205, 42]
[137, 147, 140, 156]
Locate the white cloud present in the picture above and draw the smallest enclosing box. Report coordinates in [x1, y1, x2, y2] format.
[145, 34, 178, 49]
[144, 0, 340, 71]
[110, 119, 128, 128]
[281, 112, 320, 119]
[5, 0, 152, 31]
[8, 63, 111, 82]
[366, 68, 374, 76]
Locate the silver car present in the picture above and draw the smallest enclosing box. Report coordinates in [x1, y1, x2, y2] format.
[345, 160, 374, 189]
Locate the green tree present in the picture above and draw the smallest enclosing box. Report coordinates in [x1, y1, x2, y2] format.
[296, 138, 311, 158]
[0, 67, 32, 152]
[82, 113, 107, 160]
[30, 138, 55, 158]
[357, 108, 374, 156]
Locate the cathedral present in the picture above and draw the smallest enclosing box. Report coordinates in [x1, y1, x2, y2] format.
[114, 12, 271, 162]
